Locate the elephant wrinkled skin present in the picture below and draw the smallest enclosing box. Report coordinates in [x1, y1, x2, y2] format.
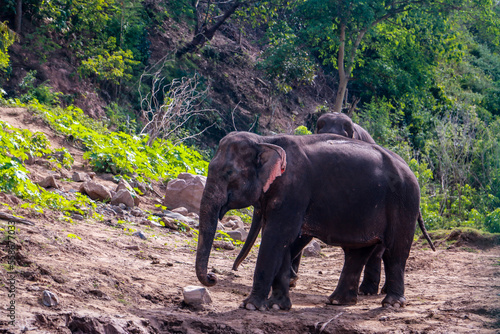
[196, 131, 422, 310]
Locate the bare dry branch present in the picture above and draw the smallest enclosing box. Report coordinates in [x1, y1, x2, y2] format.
[138, 60, 216, 145]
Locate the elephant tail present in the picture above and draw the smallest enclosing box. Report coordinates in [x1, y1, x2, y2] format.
[418, 210, 436, 251]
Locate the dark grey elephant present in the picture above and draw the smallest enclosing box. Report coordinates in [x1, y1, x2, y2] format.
[196, 131, 425, 310]
[316, 112, 376, 143]
[233, 114, 435, 295]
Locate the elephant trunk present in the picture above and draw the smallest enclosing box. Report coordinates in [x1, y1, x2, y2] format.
[195, 181, 224, 286]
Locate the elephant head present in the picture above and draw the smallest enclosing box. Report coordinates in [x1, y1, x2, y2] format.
[195, 132, 286, 286]
[316, 112, 354, 138]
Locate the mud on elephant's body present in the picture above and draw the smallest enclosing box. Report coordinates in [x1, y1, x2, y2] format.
[196, 131, 423, 310]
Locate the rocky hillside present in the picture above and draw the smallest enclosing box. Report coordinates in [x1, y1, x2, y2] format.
[2, 13, 326, 145]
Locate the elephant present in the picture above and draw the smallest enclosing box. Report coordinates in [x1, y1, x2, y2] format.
[196, 131, 426, 310]
[232, 114, 435, 295]
[316, 112, 376, 143]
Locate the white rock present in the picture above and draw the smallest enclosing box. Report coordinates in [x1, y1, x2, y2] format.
[183, 285, 212, 306]
[303, 239, 321, 257]
[163, 173, 206, 214]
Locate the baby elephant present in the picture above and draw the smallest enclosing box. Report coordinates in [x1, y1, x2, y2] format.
[316, 112, 375, 143]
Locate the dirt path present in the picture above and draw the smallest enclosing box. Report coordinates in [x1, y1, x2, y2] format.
[0, 107, 499, 333]
[0, 216, 498, 333]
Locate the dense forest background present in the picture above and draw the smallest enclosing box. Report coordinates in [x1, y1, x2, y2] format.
[0, 0, 499, 233]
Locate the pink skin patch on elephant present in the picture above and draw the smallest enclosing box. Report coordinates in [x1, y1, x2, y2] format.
[263, 154, 286, 193]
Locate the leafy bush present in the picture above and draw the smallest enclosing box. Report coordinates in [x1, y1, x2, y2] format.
[0, 119, 96, 216]
[294, 125, 312, 135]
[0, 21, 16, 74]
[79, 49, 140, 85]
[13, 99, 210, 182]
[484, 208, 500, 233]
[257, 23, 316, 93]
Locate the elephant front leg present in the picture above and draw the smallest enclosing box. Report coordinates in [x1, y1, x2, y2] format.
[241, 239, 293, 311]
[328, 246, 376, 305]
[241, 214, 303, 311]
[267, 251, 293, 310]
[359, 244, 385, 295]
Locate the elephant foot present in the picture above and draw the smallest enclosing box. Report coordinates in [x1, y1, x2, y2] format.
[241, 296, 267, 311]
[359, 281, 379, 295]
[327, 290, 358, 306]
[381, 294, 406, 308]
[267, 295, 292, 311]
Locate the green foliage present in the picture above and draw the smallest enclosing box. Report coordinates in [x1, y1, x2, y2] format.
[0, 21, 16, 73]
[257, 23, 317, 93]
[484, 208, 500, 233]
[79, 49, 140, 85]
[294, 125, 312, 135]
[18, 70, 63, 106]
[0, 118, 96, 216]
[10, 99, 210, 182]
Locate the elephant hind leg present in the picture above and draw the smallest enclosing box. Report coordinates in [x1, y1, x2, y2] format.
[359, 244, 385, 295]
[289, 236, 313, 287]
[328, 245, 376, 305]
[380, 251, 408, 308]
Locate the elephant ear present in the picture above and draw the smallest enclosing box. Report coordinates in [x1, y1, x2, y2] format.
[257, 143, 287, 193]
[343, 120, 354, 138]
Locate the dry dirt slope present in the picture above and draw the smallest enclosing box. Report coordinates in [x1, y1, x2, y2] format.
[0, 106, 499, 334]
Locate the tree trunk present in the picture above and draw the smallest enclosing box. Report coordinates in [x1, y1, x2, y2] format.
[332, 23, 348, 113]
[15, 0, 22, 34]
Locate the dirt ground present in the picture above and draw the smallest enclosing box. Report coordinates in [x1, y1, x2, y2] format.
[0, 107, 499, 334]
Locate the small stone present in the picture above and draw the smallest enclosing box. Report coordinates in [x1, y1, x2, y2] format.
[162, 211, 195, 225]
[186, 212, 199, 220]
[72, 172, 91, 182]
[79, 181, 112, 201]
[183, 285, 212, 306]
[161, 217, 179, 230]
[227, 228, 248, 242]
[130, 208, 144, 217]
[42, 290, 59, 307]
[303, 240, 321, 257]
[212, 240, 235, 250]
[171, 207, 189, 215]
[37, 175, 59, 189]
[141, 218, 162, 227]
[111, 189, 137, 208]
[126, 245, 140, 251]
[110, 205, 124, 215]
[221, 215, 245, 230]
[71, 214, 84, 221]
[133, 231, 147, 240]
